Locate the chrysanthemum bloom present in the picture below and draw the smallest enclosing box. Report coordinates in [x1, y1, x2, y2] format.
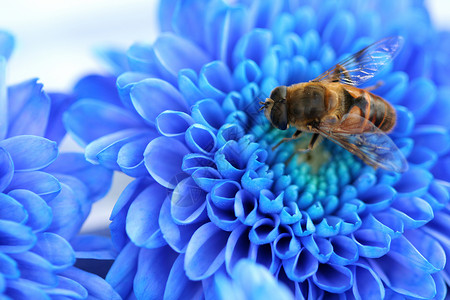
[0, 31, 120, 299]
[64, 0, 450, 298]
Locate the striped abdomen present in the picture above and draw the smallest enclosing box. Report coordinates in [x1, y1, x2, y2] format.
[344, 87, 396, 132]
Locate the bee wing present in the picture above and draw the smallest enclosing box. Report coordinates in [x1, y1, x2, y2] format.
[315, 113, 408, 173]
[312, 36, 404, 86]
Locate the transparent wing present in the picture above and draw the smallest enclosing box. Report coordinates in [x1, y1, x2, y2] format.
[312, 36, 404, 87]
[315, 113, 408, 173]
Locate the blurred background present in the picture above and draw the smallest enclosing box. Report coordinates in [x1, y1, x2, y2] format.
[0, 0, 448, 233]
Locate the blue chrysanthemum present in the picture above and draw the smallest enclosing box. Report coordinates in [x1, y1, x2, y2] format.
[64, 0, 450, 299]
[0, 31, 120, 299]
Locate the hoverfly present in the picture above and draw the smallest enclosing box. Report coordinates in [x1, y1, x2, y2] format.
[260, 36, 408, 172]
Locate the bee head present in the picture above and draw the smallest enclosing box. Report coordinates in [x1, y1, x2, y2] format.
[260, 86, 288, 130]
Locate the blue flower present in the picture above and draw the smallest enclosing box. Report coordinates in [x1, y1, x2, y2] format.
[0, 31, 119, 299]
[64, 0, 450, 299]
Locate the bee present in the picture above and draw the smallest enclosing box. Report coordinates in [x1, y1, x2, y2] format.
[260, 36, 408, 173]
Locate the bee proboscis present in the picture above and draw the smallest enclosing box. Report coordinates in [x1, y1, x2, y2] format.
[261, 36, 408, 173]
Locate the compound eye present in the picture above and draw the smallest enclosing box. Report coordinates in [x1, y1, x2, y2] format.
[270, 86, 287, 102]
[270, 100, 288, 130]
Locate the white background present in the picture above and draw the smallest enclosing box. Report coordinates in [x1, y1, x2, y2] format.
[0, 0, 448, 233]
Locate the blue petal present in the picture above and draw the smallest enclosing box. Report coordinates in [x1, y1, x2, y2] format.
[60, 267, 121, 300]
[44, 152, 113, 201]
[394, 168, 432, 197]
[185, 222, 229, 280]
[45, 92, 76, 144]
[313, 264, 353, 294]
[178, 69, 206, 105]
[7, 171, 61, 201]
[0, 31, 14, 59]
[0, 251, 19, 278]
[6, 80, 50, 138]
[171, 177, 208, 225]
[191, 167, 223, 193]
[0, 148, 13, 192]
[0, 193, 27, 224]
[130, 78, 188, 124]
[225, 225, 251, 274]
[106, 242, 139, 298]
[352, 229, 391, 258]
[279, 202, 302, 225]
[249, 215, 280, 245]
[234, 189, 262, 226]
[116, 72, 150, 111]
[301, 235, 333, 263]
[315, 216, 342, 237]
[164, 253, 203, 300]
[273, 225, 301, 259]
[159, 195, 199, 253]
[144, 137, 190, 189]
[156, 110, 194, 138]
[73, 74, 122, 106]
[134, 246, 178, 299]
[0, 57, 6, 140]
[117, 136, 153, 177]
[126, 43, 162, 76]
[233, 29, 272, 67]
[412, 125, 450, 156]
[390, 196, 434, 229]
[352, 261, 385, 300]
[248, 241, 280, 273]
[32, 233, 75, 271]
[158, 0, 177, 31]
[192, 99, 226, 132]
[322, 11, 355, 54]
[8, 189, 51, 232]
[369, 252, 437, 299]
[408, 146, 438, 170]
[328, 236, 358, 265]
[199, 61, 232, 100]
[403, 78, 436, 122]
[233, 59, 262, 90]
[71, 235, 117, 259]
[359, 184, 396, 213]
[185, 124, 217, 155]
[152, 33, 211, 82]
[363, 212, 404, 238]
[0, 136, 57, 172]
[44, 274, 87, 299]
[283, 247, 318, 282]
[207, 193, 239, 231]
[397, 231, 445, 273]
[391, 105, 414, 137]
[259, 189, 283, 214]
[0, 219, 35, 253]
[182, 153, 216, 175]
[210, 180, 240, 210]
[5, 279, 49, 300]
[126, 183, 167, 248]
[64, 99, 145, 146]
[85, 128, 154, 168]
[9, 251, 57, 286]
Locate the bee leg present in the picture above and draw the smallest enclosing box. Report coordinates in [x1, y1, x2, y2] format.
[365, 80, 384, 91]
[294, 133, 321, 153]
[272, 130, 302, 150]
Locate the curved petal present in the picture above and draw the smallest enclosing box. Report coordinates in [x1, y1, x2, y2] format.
[192, 99, 226, 133]
[390, 196, 434, 229]
[352, 261, 385, 300]
[225, 225, 251, 274]
[9, 251, 57, 286]
[352, 229, 391, 258]
[248, 242, 280, 274]
[6, 80, 50, 138]
[232, 29, 272, 67]
[283, 247, 318, 282]
[63, 99, 144, 146]
[73, 74, 122, 106]
[7, 171, 61, 201]
[185, 222, 229, 280]
[152, 33, 211, 82]
[0, 57, 6, 140]
[159, 195, 200, 253]
[0, 219, 35, 253]
[9, 190, 51, 232]
[116, 72, 150, 111]
[273, 225, 301, 260]
[234, 189, 261, 226]
[412, 125, 450, 156]
[117, 136, 153, 177]
[60, 267, 121, 300]
[44, 152, 113, 202]
[329, 235, 358, 266]
[182, 153, 216, 175]
[164, 253, 203, 300]
[301, 235, 333, 263]
[70, 235, 117, 260]
[44, 274, 88, 299]
[126, 183, 167, 248]
[0, 136, 57, 172]
[185, 124, 217, 155]
[207, 193, 239, 232]
[259, 189, 283, 214]
[0, 147, 13, 192]
[156, 110, 194, 138]
[130, 78, 188, 124]
[134, 246, 178, 299]
[198, 61, 232, 100]
[106, 242, 140, 298]
[191, 167, 223, 193]
[5, 278, 49, 300]
[0, 192, 27, 224]
[249, 215, 280, 245]
[33, 232, 75, 271]
[171, 177, 207, 225]
[394, 168, 432, 197]
[313, 264, 353, 294]
[144, 137, 190, 189]
[369, 253, 437, 299]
